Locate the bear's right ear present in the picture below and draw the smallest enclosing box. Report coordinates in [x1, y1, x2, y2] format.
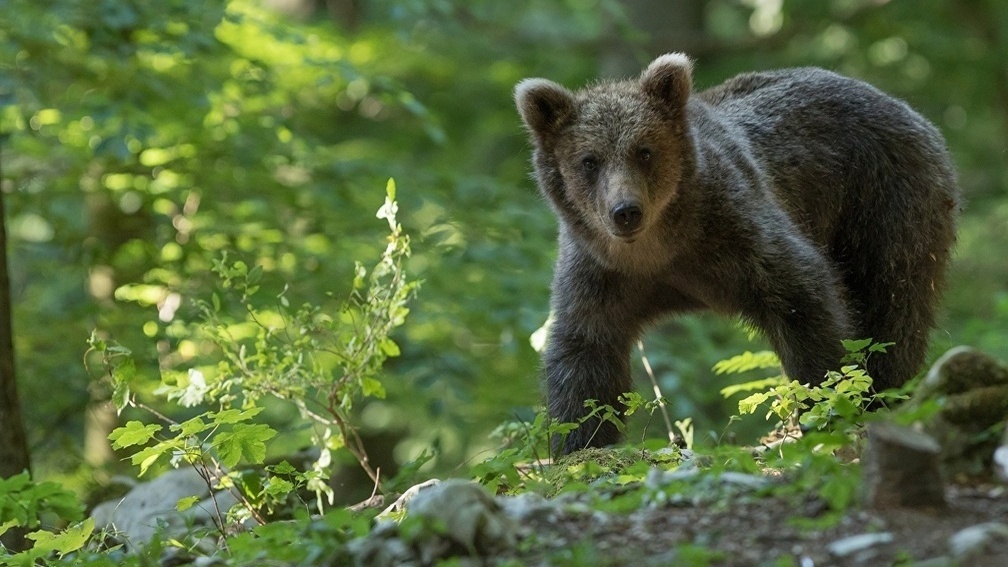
[514, 78, 576, 145]
[639, 53, 693, 108]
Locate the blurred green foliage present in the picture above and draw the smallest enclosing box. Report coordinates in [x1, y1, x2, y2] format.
[2, 0, 1006, 497]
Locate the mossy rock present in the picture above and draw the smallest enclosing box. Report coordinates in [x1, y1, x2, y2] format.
[911, 346, 1008, 476]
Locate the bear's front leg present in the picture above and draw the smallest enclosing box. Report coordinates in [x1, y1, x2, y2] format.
[543, 318, 635, 454]
[541, 249, 648, 454]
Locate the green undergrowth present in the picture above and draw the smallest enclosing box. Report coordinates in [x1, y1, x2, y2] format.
[2, 189, 905, 565]
[3, 337, 902, 566]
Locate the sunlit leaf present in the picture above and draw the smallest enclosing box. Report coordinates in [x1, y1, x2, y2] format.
[176, 496, 201, 512]
[109, 421, 161, 449]
[211, 407, 263, 424]
[212, 424, 276, 468]
[132, 445, 168, 476]
[25, 517, 94, 556]
[713, 351, 780, 375]
[738, 392, 771, 415]
[379, 337, 400, 357]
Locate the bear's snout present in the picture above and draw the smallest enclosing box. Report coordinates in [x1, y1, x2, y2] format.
[610, 201, 644, 235]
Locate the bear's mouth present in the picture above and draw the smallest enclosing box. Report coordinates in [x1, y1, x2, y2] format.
[609, 225, 644, 242]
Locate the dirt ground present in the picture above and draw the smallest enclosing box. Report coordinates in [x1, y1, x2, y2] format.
[512, 482, 1008, 566]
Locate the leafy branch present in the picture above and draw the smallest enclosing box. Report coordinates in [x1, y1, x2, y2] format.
[91, 179, 417, 522]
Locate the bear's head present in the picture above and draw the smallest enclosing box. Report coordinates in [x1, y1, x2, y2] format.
[515, 53, 696, 260]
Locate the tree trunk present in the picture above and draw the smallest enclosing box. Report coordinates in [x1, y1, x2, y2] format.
[0, 133, 32, 553]
[862, 421, 946, 509]
[0, 136, 30, 480]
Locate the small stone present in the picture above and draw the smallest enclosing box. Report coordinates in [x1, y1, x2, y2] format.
[719, 471, 769, 489]
[827, 532, 894, 558]
[644, 465, 699, 489]
[948, 522, 1008, 560]
[997, 423, 1008, 482]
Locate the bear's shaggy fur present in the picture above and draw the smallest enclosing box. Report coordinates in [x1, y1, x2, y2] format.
[515, 54, 959, 454]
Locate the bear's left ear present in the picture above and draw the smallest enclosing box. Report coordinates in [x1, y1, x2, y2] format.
[639, 53, 693, 108]
[515, 78, 576, 146]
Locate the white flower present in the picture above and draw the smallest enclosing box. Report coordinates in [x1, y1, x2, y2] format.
[178, 368, 209, 407]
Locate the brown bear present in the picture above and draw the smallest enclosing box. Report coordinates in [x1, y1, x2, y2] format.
[514, 53, 959, 454]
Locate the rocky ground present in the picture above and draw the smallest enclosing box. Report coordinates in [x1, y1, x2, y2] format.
[350, 474, 1008, 567]
[346, 346, 1008, 567]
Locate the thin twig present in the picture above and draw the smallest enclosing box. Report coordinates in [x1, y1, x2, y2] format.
[637, 340, 676, 444]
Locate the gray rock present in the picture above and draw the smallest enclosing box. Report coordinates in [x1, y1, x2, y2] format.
[405, 479, 516, 556]
[719, 471, 770, 489]
[827, 532, 894, 558]
[497, 491, 552, 522]
[644, 465, 699, 489]
[349, 534, 414, 567]
[997, 423, 1008, 482]
[90, 468, 239, 549]
[948, 522, 1008, 560]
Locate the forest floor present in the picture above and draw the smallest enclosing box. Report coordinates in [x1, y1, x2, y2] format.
[506, 479, 1008, 566]
[356, 440, 1008, 567]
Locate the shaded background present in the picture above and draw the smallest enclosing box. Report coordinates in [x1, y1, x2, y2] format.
[2, 0, 1006, 501]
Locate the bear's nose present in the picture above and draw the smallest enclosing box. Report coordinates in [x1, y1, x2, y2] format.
[610, 202, 643, 232]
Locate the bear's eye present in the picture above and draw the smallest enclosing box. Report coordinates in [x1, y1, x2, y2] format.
[580, 155, 599, 175]
[637, 148, 653, 163]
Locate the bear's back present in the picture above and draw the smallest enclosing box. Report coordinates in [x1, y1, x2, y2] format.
[694, 67, 955, 249]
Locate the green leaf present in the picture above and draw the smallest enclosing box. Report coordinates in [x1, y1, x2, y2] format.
[212, 424, 276, 468]
[0, 470, 31, 493]
[111, 379, 131, 415]
[131, 444, 169, 476]
[107, 344, 133, 356]
[176, 496, 201, 512]
[110, 358, 136, 414]
[379, 337, 400, 357]
[87, 331, 107, 353]
[841, 338, 873, 353]
[173, 415, 211, 437]
[247, 264, 263, 285]
[385, 177, 396, 201]
[211, 407, 263, 425]
[713, 351, 780, 375]
[619, 391, 646, 415]
[738, 392, 771, 415]
[720, 376, 786, 398]
[361, 376, 385, 398]
[25, 517, 94, 556]
[270, 460, 297, 475]
[869, 341, 895, 353]
[353, 262, 367, 289]
[112, 357, 137, 385]
[265, 478, 295, 498]
[109, 421, 161, 449]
